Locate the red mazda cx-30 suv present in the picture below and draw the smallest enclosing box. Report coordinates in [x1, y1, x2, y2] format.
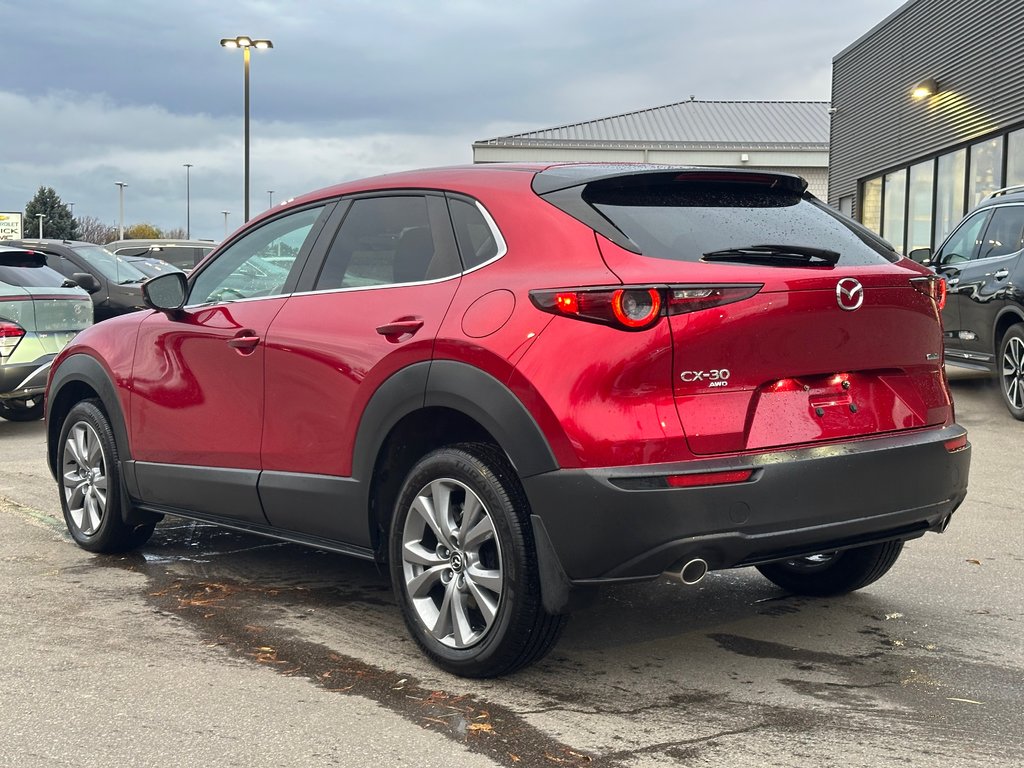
[46, 164, 970, 677]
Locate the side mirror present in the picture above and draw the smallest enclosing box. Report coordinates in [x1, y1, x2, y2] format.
[143, 272, 188, 313]
[71, 272, 101, 294]
[908, 247, 933, 266]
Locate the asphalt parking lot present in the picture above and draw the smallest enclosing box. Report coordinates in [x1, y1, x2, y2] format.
[0, 367, 1020, 768]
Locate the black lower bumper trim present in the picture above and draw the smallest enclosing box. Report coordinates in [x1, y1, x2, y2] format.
[522, 425, 971, 584]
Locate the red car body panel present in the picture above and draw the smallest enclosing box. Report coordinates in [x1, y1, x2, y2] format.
[261, 279, 460, 476]
[130, 299, 287, 468]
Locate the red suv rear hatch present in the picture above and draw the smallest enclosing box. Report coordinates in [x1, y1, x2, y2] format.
[536, 167, 952, 456]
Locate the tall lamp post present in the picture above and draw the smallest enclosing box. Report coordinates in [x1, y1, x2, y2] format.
[36, 214, 45, 239]
[267, 189, 274, 208]
[221, 210, 230, 239]
[184, 163, 193, 238]
[114, 181, 128, 240]
[219, 35, 273, 223]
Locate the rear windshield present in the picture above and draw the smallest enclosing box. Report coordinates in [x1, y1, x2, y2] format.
[0, 262, 69, 288]
[576, 177, 899, 266]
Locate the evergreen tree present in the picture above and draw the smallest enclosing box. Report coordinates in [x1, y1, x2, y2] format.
[24, 186, 78, 240]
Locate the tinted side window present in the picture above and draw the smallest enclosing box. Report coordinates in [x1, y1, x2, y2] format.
[448, 198, 501, 270]
[977, 206, 1024, 260]
[314, 195, 460, 291]
[936, 210, 989, 266]
[189, 206, 325, 304]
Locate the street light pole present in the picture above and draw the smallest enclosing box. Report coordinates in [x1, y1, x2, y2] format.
[114, 181, 127, 240]
[267, 190, 274, 208]
[36, 214, 45, 239]
[220, 36, 273, 223]
[184, 163, 193, 238]
[221, 210, 230, 239]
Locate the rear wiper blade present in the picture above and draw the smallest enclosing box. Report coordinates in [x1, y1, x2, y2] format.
[702, 244, 841, 266]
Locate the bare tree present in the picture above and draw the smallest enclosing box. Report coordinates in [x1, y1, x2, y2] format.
[162, 227, 187, 239]
[75, 216, 117, 244]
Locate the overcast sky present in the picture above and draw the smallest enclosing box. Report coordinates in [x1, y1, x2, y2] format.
[2, 0, 905, 241]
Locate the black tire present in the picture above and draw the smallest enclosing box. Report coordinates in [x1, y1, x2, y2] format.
[56, 399, 156, 553]
[0, 396, 45, 422]
[755, 540, 904, 596]
[997, 324, 1024, 421]
[389, 443, 566, 678]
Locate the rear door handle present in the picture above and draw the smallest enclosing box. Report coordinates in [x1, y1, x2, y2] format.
[994, 269, 1009, 279]
[227, 333, 261, 352]
[376, 317, 424, 340]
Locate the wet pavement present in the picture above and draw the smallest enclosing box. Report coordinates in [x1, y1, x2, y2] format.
[1, 368, 1021, 767]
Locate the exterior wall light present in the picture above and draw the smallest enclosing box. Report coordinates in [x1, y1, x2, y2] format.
[911, 78, 939, 99]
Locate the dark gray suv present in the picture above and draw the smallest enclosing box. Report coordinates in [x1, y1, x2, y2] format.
[911, 185, 1024, 419]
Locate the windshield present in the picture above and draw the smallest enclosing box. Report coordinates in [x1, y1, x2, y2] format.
[71, 245, 148, 283]
[580, 178, 900, 266]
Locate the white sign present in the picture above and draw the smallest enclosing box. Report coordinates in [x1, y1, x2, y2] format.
[0, 212, 22, 240]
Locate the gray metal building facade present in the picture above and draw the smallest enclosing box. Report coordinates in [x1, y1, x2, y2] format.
[475, 100, 831, 198]
[829, 0, 1024, 253]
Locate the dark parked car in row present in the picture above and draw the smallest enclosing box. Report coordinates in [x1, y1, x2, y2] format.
[0, 245, 91, 421]
[106, 239, 217, 273]
[46, 164, 971, 677]
[5, 239, 148, 321]
[910, 185, 1024, 419]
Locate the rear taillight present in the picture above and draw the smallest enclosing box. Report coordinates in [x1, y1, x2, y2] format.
[0, 322, 26, 358]
[531, 284, 761, 331]
[910, 275, 947, 310]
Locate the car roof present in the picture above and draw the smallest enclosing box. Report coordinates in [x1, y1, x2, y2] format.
[976, 187, 1024, 208]
[244, 162, 810, 230]
[107, 239, 217, 249]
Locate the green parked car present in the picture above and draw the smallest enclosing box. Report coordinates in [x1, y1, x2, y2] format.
[0, 245, 92, 421]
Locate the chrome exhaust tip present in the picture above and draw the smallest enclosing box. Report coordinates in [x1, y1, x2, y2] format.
[664, 558, 709, 586]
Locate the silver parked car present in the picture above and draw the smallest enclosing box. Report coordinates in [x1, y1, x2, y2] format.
[0, 245, 92, 421]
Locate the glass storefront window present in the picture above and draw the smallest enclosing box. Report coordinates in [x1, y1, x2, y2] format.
[861, 176, 882, 234]
[935, 149, 966, 245]
[883, 169, 907, 252]
[970, 137, 1003, 206]
[1008, 128, 1024, 188]
[907, 160, 935, 252]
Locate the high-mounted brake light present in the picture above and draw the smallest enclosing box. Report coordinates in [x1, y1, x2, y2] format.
[530, 284, 762, 331]
[0, 322, 26, 358]
[910, 275, 947, 310]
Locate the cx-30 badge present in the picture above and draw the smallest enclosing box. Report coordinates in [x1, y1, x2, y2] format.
[836, 278, 864, 311]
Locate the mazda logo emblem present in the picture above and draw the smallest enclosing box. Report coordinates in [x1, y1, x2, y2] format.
[836, 278, 864, 311]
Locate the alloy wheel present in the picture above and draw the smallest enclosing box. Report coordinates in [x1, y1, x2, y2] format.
[1001, 335, 1024, 411]
[400, 478, 504, 649]
[62, 421, 109, 536]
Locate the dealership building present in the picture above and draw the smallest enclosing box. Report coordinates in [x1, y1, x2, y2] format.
[474, 99, 831, 199]
[828, 0, 1024, 253]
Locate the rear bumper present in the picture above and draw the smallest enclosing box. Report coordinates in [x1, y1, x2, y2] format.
[523, 425, 970, 591]
[0, 357, 54, 399]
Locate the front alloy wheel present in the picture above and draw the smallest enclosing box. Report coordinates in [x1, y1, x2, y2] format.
[999, 326, 1024, 420]
[57, 400, 156, 552]
[63, 420, 109, 536]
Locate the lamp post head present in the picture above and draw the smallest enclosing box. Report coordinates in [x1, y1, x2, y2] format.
[221, 36, 273, 50]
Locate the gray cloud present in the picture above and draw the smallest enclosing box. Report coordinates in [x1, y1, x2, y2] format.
[1, 0, 905, 239]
